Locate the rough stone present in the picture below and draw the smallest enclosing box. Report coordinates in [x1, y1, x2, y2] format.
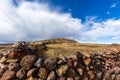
[20, 55, 37, 70]
[46, 71, 56, 80]
[27, 76, 38, 80]
[6, 59, 19, 63]
[8, 49, 27, 59]
[56, 64, 69, 76]
[57, 76, 65, 80]
[37, 68, 48, 79]
[8, 62, 20, 71]
[74, 75, 81, 80]
[103, 71, 111, 80]
[0, 63, 8, 70]
[66, 68, 75, 77]
[0, 56, 6, 63]
[0, 69, 6, 77]
[34, 58, 43, 67]
[27, 68, 37, 77]
[69, 54, 77, 60]
[59, 55, 67, 62]
[77, 68, 83, 76]
[116, 74, 120, 80]
[73, 60, 78, 67]
[83, 57, 92, 66]
[110, 66, 120, 74]
[0, 70, 16, 80]
[66, 77, 74, 80]
[96, 72, 102, 79]
[16, 68, 27, 79]
[12, 42, 28, 49]
[82, 72, 89, 80]
[57, 60, 65, 64]
[67, 58, 73, 67]
[44, 58, 57, 71]
[87, 70, 94, 79]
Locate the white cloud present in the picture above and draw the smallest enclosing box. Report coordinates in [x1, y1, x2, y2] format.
[0, 0, 120, 43]
[110, 2, 118, 8]
[81, 18, 120, 41]
[0, 0, 83, 42]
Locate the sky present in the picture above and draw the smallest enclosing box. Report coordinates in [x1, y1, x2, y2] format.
[0, 0, 120, 44]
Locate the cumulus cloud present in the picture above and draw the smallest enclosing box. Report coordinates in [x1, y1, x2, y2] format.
[0, 0, 120, 43]
[81, 18, 120, 41]
[0, 0, 83, 42]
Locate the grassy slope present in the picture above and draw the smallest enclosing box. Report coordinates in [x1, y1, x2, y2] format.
[33, 38, 120, 58]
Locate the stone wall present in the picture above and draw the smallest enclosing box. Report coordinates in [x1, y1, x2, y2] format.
[0, 42, 120, 80]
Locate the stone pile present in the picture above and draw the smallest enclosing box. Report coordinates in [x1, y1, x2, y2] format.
[0, 42, 120, 80]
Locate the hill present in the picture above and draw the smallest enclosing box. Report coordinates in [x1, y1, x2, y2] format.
[0, 38, 120, 58]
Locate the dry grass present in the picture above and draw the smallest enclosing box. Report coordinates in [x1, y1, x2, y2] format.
[37, 42, 120, 58]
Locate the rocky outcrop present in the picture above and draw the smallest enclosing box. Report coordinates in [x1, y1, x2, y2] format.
[0, 42, 120, 80]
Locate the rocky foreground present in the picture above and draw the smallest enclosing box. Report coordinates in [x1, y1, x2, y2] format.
[0, 42, 120, 80]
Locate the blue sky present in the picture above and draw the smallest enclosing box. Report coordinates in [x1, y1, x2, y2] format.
[0, 0, 120, 43]
[48, 0, 120, 20]
[14, 0, 120, 20]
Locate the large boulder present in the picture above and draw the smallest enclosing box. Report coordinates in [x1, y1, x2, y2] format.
[0, 70, 16, 80]
[20, 55, 37, 70]
[44, 58, 57, 71]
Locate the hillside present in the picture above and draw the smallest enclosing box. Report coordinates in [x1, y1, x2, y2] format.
[0, 38, 120, 58]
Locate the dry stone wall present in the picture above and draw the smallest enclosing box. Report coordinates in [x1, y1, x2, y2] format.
[0, 42, 120, 80]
